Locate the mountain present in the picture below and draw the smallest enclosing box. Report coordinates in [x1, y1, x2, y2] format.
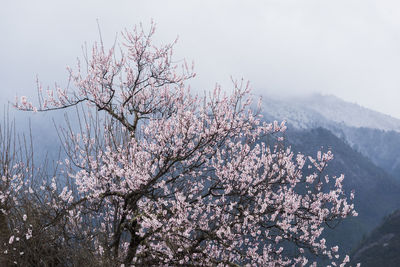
[337, 126, 400, 177]
[262, 94, 400, 132]
[262, 94, 400, 178]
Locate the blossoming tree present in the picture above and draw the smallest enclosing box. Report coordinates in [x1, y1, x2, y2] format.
[16, 22, 357, 266]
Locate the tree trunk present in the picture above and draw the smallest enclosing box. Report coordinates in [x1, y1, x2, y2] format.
[0, 210, 11, 266]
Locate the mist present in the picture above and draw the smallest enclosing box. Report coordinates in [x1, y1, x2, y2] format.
[1, 0, 400, 118]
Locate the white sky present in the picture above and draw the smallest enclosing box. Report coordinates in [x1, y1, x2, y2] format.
[2, 0, 400, 118]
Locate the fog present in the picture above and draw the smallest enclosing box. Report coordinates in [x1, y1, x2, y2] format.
[1, 0, 400, 118]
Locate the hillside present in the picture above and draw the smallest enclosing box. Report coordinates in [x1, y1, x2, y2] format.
[350, 209, 400, 266]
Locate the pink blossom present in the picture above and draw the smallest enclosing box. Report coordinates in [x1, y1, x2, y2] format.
[14, 22, 357, 266]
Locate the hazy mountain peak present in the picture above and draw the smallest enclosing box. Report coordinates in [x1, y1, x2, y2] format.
[262, 93, 400, 132]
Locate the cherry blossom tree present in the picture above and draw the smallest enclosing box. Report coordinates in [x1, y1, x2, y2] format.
[16, 22, 357, 266]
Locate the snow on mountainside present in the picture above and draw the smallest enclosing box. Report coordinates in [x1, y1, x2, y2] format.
[262, 94, 400, 132]
[262, 93, 400, 178]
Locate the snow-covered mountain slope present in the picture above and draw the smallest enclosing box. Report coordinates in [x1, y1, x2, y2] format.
[262, 94, 400, 132]
[261, 93, 400, 178]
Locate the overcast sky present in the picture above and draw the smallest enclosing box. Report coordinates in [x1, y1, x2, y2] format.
[2, 0, 400, 118]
